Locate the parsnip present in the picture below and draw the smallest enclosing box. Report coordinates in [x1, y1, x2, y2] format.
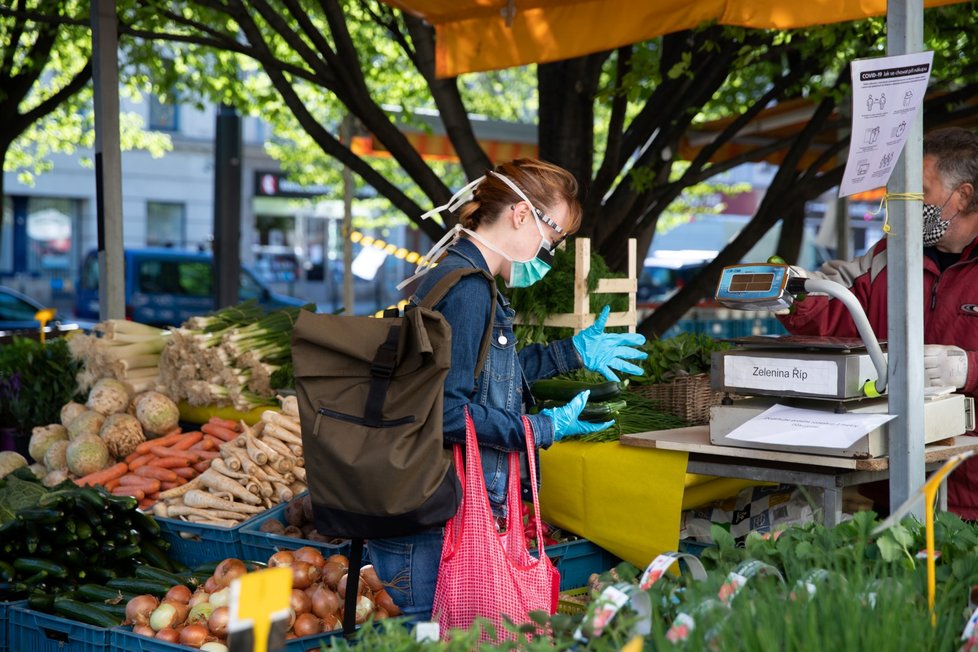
[183, 489, 264, 513]
[198, 469, 262, 505]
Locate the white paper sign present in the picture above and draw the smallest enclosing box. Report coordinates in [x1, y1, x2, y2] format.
[350, 246, 387, 281]
[725, 403, 896, 449]
[839, 51, 934, 198]
[724, 356, 838, 396]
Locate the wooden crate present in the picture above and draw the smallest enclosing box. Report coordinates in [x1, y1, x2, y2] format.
[514, 237, 638, 333]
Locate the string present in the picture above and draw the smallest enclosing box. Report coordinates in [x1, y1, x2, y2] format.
[864, 192, 924, 234]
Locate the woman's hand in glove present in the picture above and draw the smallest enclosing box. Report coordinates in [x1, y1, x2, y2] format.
[572, 305, 647, 382]
[923, 344, 968, 389]
[540, 390, 613, 441]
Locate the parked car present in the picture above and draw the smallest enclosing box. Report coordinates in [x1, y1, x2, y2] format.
[74, 248, 307, 327]
[0, 285, 93, 339]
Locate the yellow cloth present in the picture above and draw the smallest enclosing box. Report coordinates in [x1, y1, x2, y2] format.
[539, 441, 769, 568]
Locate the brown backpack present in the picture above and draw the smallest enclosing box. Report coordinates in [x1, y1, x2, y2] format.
[291, 267, 495, 540]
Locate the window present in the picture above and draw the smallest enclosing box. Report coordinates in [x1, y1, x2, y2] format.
[147, 202, 185, 247]
[148, 94, 179, 131]
[137, 260, 211, 297]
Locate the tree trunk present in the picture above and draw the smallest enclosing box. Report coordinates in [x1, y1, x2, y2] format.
[775, 202, 807, 264]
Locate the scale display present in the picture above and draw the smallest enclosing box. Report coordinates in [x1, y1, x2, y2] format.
[715, 264, 792, 310]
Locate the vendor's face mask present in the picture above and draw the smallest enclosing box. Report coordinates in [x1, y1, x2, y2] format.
[922, 186, 961, 246]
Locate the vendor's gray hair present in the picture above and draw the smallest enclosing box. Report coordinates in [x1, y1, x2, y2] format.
[924, 127, 978, 212]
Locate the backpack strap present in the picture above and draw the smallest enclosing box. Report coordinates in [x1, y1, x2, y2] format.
[416, 267, 497, 380]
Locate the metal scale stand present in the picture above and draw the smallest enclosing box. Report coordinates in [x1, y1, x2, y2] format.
[708, 264, 974, 458]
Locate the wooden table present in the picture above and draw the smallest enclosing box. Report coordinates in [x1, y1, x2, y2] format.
[621, 426, 978, 527]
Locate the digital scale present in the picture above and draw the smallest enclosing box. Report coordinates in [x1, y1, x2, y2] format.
[708, 264, 974, 458]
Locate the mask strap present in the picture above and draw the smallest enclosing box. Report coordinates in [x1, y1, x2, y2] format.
[863, 192, 923, 234]
[395, 224, 465, 291]
[419, 176, 487, 221]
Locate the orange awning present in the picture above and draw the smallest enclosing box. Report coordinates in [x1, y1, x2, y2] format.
[382, 0, 965, 78]
[351, 133, 537, 163]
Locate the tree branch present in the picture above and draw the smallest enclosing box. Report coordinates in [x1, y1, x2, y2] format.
[18, 60, 92, 129]
[587, 45, 632, 215]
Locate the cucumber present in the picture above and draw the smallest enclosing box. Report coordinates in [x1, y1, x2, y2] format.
[76, 584, 135, 604]
[53, 598, 122, 628]
[580, 399, 628, 422]
[106, 577, 173, 596]
[530, 378, 622, 402]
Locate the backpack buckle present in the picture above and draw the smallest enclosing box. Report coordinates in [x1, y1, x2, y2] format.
[370, 349, 397, 378]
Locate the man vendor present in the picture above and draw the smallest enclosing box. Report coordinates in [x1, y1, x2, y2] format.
[778, 126, 978, 519]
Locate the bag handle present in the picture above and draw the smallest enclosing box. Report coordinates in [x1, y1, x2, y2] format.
[503, 417, 547, 559]
[415, 267, 496, 380]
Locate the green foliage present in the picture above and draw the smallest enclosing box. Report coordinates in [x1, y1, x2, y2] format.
[507, 243, 629, 346]
[0, 472, 47, 524]
[0, 336, 82, 433]
[631, 332, 731, 385]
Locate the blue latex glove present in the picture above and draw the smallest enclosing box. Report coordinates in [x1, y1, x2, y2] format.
[572, 305, 648, 381]
[540, 390, 614, 442]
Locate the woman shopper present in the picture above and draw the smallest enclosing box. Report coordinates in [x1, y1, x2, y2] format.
[367, 158, 648, 618]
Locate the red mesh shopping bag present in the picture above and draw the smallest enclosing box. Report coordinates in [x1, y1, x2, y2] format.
[431, 409, 559, 641]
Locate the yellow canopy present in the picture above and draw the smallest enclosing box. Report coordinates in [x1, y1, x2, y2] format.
[383, 0, 964, 78]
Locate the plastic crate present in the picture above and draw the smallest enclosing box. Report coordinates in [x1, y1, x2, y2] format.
[112, 624, 343, 652]
[537, 538, 619, 591]
[0, 600, 26, 652]
[678, 539, 715, 557]
[240, 500, 350, 564]
[9, 606, 113, 652]
[156, 513, 255, 567]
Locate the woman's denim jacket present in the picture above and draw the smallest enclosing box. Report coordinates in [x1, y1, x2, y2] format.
[411, 238, 581, 511]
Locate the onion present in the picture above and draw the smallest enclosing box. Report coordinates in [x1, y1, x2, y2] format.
[188, 602, 215, 625]
[214, 558, 248, 588]
[336, 573, 364, 600]
[268, 550, 295, 568]
[372, 589, 402, 617]
[323, 613, 341, 632]
[125, 595, 160, 626]
[374, 607, 389, 620]
[132, 624, 156, 637]
[354, 594, 374, 624]
[154, 627, 181, 643]
[290, 560, 321, 590]
[292, 613, 323, 638]
[162, 599, 190, 626]
[309, 585, 339, 619]
[208, 606, 230, 638]
[321, 561, 346, 589]
[203, 576, 220, 593]
[209, 587, 231, 608]
[149, 602, 179, 631]
[360, 565, 384, 593]
[189, 589, 211, 608]
[166, 584, 192, 604]
[291, 589, 312, 615]
[325, 554, 349, 570]
[180, 623, 212, 648]
[293, 547, 326, 570]
[200, 643, 229, 652]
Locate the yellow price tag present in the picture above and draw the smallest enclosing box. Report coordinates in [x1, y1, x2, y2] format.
[229, 567, 293, 652]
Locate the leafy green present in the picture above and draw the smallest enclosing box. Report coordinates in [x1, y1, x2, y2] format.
[630, 332, 732, 385]
[0, 473, 47, 524]
[0, 336, 82, 433]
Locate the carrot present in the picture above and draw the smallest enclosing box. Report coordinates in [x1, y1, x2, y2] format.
[201, 423, 240, 442]
[190, 438, 216, 451]
[162, 426, 182, 438]
[112, 486, 145, 500]
[117, 476, 162, 493]
[150, 447, 202, 462]
[134, 432, 184, 455]
[170, 432, 203, 451]
[128, 454, 156, 471]
[150, 456, 192, 469]
[171, 466, 197, 479]
[125, 450, 142, 464]
[138, 498, 155, 511]
[134, 466, 179, 482]
[193, 460, 212, 474]
[75, 462, 129, 487]
[207, 417, 241, 432]
[160, 479, 187, 491]
[104, 478, 121, 491]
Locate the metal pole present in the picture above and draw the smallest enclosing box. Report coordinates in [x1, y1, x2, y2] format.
[886, 0, 926, 516]
[90, 0, 124, 320]
[213, 104, 242, 309]
[341, 115, 354, 315]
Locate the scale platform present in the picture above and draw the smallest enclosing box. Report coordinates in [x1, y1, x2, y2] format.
[712, 336, 886, 401]
[709, 393, 975, 458]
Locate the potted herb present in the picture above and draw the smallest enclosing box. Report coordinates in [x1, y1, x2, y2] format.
[0, 336, 82, 456]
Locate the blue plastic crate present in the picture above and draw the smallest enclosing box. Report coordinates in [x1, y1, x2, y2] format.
[678, 538, 715, 557]
[240, 500, 350, 564]
[536, 538, 620, 591]
[112, 624, 343, 652]
[156, 514, 252, 567]
[9, 606, 113, 652]
[0, 600, 26, 652]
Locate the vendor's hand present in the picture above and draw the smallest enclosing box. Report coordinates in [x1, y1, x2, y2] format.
[572, 305, 647, 381]
[540, 390, 614, 442]
[924, 344, 968, 389]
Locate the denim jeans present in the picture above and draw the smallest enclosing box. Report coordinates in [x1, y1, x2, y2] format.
[367, 529, 444, 619]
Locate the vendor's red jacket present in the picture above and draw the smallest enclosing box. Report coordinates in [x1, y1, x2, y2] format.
[778, 237, 978, 518]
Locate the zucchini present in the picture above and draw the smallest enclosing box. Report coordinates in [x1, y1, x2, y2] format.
[138, 539, 173, 572]
[135, 565, 187, 587]
[531, 378, 622, 402]
[580, 399, 628, 422]
[106, 577, 173, 596]
[13, 558, 68, 579]
[131, 510, 161, 538]
[76, 584, 134, 604]
[15, 508, 62, 524]
[28, 592, 56, 612]
[53, 598, 122, 628]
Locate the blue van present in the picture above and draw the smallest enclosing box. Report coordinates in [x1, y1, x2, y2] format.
[75, 248, 306, 326]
